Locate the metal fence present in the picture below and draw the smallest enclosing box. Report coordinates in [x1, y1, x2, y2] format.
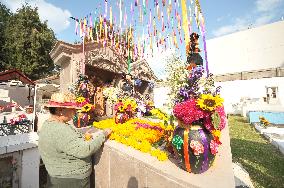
[0, 121, 31, 136]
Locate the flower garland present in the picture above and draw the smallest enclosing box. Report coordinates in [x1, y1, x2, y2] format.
[150, 108, 169, 122]
[93, 118, 169, 161]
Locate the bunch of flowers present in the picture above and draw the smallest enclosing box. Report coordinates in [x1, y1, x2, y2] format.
[76, 97, 94, 113]
[114, 98, 138, 113]
[150, 108, 169, 122]
[173, 66, 227, 144]
[259, 116, 270, 127]
[93, 118, 170, 161]
[102, 86, 119, 103]
[73, 96, 94, 128]
[9, 114, 30, 125]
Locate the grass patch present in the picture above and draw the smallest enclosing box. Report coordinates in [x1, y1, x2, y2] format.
[228, 115, 284, 188]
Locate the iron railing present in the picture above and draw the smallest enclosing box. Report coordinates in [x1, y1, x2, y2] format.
[0, 120, 31, 136]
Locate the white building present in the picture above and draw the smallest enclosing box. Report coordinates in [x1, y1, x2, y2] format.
[206, 20, 284, 115]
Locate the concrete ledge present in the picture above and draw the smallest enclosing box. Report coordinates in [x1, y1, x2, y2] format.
[0, 132, 38, 155]
[94, 126, 235, 188]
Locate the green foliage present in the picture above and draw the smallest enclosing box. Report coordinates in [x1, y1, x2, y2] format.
[0, 3, 12, 71]
[212, 111, 221, 129]
[229, 115, 284, 188]
[0, 3, 56, 80]
[164, 54, 187, 107]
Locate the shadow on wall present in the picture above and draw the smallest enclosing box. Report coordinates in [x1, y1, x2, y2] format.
[230, 138, 284, 187]
[127, 177, 138, 188]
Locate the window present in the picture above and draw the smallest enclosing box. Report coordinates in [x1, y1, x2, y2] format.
[266, 87, 278, 99]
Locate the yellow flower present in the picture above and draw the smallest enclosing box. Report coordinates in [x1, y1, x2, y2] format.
[92, 118, 168, 161]
[197, 94, 224, 111]
[212, 130, 221, 139]
[81, 104, 93, 112]
[150, 108, 169, 121]
[165, 125, 174, 131]
[76, 97, 86, 103]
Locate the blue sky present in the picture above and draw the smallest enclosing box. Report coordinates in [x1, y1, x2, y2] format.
[2, 0, 283, 42]
[1, 0, 284, 79]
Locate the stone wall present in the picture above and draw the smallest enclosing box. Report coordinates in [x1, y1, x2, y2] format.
[0, 132, 40, 188]
[93, 126, 235, 188]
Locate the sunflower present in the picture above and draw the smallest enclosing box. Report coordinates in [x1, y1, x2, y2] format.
[76, 97, 86, 103]
[81, 104, 93, 112]
[197, 94, 224, 111]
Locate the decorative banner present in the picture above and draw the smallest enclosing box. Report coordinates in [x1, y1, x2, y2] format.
[110, 6, 112, 27]
[119, 0, 122, 30]
[181, 0, 190, 45]
[71, 0, 209, 72]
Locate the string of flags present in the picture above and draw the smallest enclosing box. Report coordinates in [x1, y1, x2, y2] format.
[71, 0, 208, 72]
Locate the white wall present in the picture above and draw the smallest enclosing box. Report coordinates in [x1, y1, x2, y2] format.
[207, 21, 284, 75]
[21, 148, 40, 188]
[216, 77, 284, 114]
[153, 87, 170, 108]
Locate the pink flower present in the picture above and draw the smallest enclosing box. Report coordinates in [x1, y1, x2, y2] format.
[203, 106, 227, 132]
[173, 99, 209, 125]
[215, 106, 227, 130]
[190, 140, 204, 155]
[210, 140, 219, 155]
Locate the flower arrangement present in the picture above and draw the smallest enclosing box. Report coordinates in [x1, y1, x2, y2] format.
[259, 116, 270, 127]
[150, 108, 169, 122]
[9, 114, 30, 125]
[173, 66, 226, 134]
[113, 97, 138, 123]
[73, 96, 94, 128]
[93, 118, 170, 161]
[168, 36, 227, 173]
[114, 98, 138, 113]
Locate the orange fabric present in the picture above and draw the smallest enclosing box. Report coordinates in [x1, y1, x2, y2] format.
[78, 114, 81, 128]
[183, 129, 191, 172]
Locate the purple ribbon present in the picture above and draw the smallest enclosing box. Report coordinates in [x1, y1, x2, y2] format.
[199, 129, 209, 173]
[201, 24, 209, 77]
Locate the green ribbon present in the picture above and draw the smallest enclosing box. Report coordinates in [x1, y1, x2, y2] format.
[172, 135, 183, 151]
[212, 111, 221, 130]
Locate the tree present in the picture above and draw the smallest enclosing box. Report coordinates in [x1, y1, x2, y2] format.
[2, 4, 56, 80]
[0, 3, 11, 71]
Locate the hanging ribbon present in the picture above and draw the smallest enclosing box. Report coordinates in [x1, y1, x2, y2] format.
[75, 20, 78, 35]
[183, 129, 191, 172]
[157, 4, 161, 20]
[89, 14, 93, 28]
[200, 15, 209, 76]
[199, 129, 209, 173]
[181, 0, 190, 46]
[161, 11, 165, 32]
[110, 6, 113, 27]
[119, 0, 122, 30]
[149, 9, 152, 26]
[105, 0, 108, 16]
[124, 7, 127, 26]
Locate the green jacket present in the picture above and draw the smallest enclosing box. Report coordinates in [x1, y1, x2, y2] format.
[38, 120, 105, 179]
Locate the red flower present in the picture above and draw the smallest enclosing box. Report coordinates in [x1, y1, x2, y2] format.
[173, 99, 210, 125]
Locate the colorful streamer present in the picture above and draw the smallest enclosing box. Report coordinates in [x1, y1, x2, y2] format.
[183, 129, 191, 172]
[181, 0, 190, 45]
